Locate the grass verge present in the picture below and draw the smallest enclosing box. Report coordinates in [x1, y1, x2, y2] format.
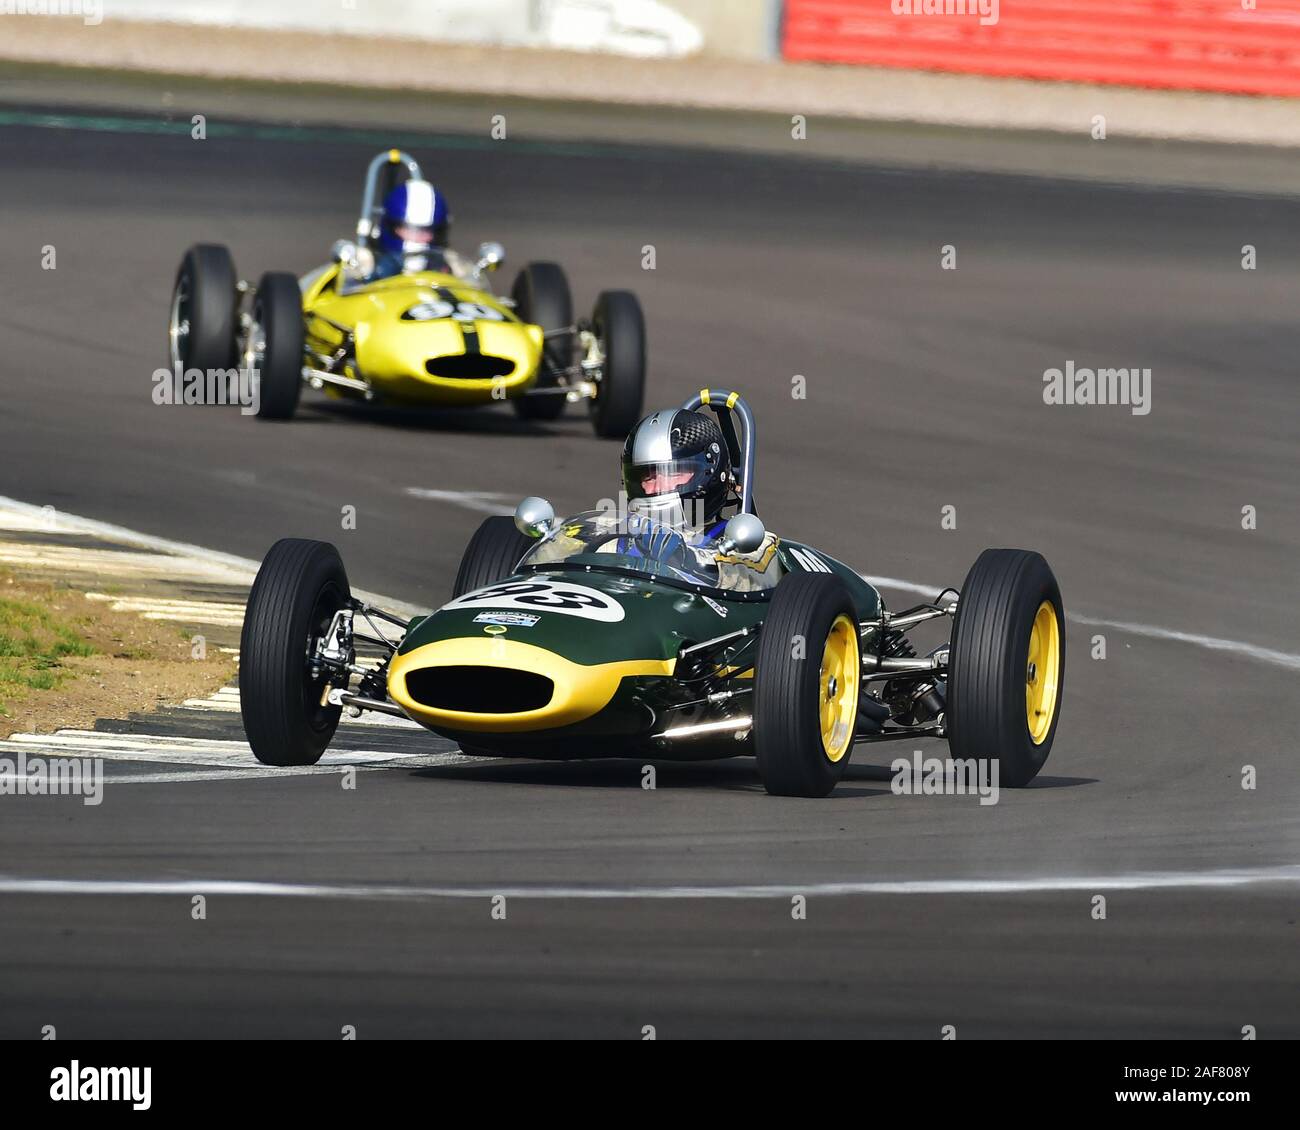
[0, 572, 237, 738]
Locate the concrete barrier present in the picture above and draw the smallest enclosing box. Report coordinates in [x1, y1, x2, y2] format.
[95, 0, 708, 58]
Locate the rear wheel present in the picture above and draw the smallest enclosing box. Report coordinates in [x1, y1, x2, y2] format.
[754, 573, 861, 797]
[946, 548, 1065, 787]
[589, 290, 646, 438]
[169, 243, 237, 373]
[452, 516, 535, 598]
[239, 539, 350, 766]
[248, 272, 305, 420]
[511, 261, 572, 422]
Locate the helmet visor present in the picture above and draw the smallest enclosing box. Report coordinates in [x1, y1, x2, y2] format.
[623, 454, 716, 502]
[394, 222, 434, 247]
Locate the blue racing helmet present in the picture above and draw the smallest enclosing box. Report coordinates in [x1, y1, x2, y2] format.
[378, 179, 449, 256]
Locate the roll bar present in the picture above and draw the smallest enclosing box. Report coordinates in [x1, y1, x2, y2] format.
[681, 389, 757, 515]
[356, 149, 423, 250]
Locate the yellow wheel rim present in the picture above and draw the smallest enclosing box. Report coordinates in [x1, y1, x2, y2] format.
[1025, 600, 1061, 744]
[819, 614, 860, 763]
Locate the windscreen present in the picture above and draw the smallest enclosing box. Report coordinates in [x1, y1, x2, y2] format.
[519, 510, 780, 594]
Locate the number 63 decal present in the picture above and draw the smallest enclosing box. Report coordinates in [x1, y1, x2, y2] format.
[445, 580, 625, 622]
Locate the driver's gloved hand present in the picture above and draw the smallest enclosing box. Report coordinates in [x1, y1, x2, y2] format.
[632, 522, 686, 561]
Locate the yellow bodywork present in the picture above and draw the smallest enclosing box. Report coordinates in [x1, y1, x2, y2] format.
[301, 265, 545, 405]
[388, 636, 674, 734]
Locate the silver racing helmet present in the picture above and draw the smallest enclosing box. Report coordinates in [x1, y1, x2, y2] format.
[620, 408, 734, 527]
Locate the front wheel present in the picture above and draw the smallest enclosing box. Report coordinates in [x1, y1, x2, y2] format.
[452, 516, 535, 598]
[512, 261, 572, 422]
[239, 539, 350, 766]
[946, 548, 1065, 787]
[589, 290, 645, 438]
[249, 272, 305, 420]
[753, 573, 861, 797]
[169, 243, 238, 373]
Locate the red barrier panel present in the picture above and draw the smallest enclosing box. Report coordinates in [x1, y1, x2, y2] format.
[782, 1, 1300, 96]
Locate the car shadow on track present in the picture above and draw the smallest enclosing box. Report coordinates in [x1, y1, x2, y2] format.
[1018, 775, 1097, 789]
[301, 399, 598, 438]
[409, 756, 892, 797]
[848, 761, 1097, 790]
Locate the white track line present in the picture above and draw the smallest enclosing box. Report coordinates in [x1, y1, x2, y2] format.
[0, 866, 1296, 901]
[0, 742, 392, 765]
[863, 574, 1300, 674]
[0, 510, 73, 532]
[66, 769, 316, 784]
[0, 754, 473, 785]
[1067, 611, 1300, 672]
[0, 544, 250, 583]
[0, 495, 429, 622]
[85, 593, 245, 627]
[10, 729, 264, 747]
[181, 691, 414, 724]
[179, 685, 424, 727]
[0, 731, 469, 778]
[404, 488, 515, 515]
[0, 731, 433, 761]
[0, 764, 337, 782]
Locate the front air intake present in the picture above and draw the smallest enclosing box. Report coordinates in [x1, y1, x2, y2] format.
[404, 666, 554, 713]
[425, 355, 516, 380]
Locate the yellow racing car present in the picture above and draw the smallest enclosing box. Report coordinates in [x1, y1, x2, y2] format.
[167, 149, 645, 436]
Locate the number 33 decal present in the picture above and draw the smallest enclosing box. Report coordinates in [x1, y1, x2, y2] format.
[446, 580, 625, 623]
[404, 299, 505, 323]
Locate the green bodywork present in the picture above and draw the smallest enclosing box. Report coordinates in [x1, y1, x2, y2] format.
[396, 539, 885, 760]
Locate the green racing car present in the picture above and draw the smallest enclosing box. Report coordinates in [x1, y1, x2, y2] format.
[239, 390, 1065, 797]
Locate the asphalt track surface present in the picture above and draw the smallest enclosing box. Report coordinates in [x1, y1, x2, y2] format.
[1, 109, 1298, 1037]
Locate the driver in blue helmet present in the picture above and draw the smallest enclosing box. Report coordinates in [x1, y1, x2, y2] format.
[368, 179, 452, 280]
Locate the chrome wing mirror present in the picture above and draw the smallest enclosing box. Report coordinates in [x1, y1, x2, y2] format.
[475, 241, 506, 273]
[720, 513, 765, 555]
[514, 497, 556, 539]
